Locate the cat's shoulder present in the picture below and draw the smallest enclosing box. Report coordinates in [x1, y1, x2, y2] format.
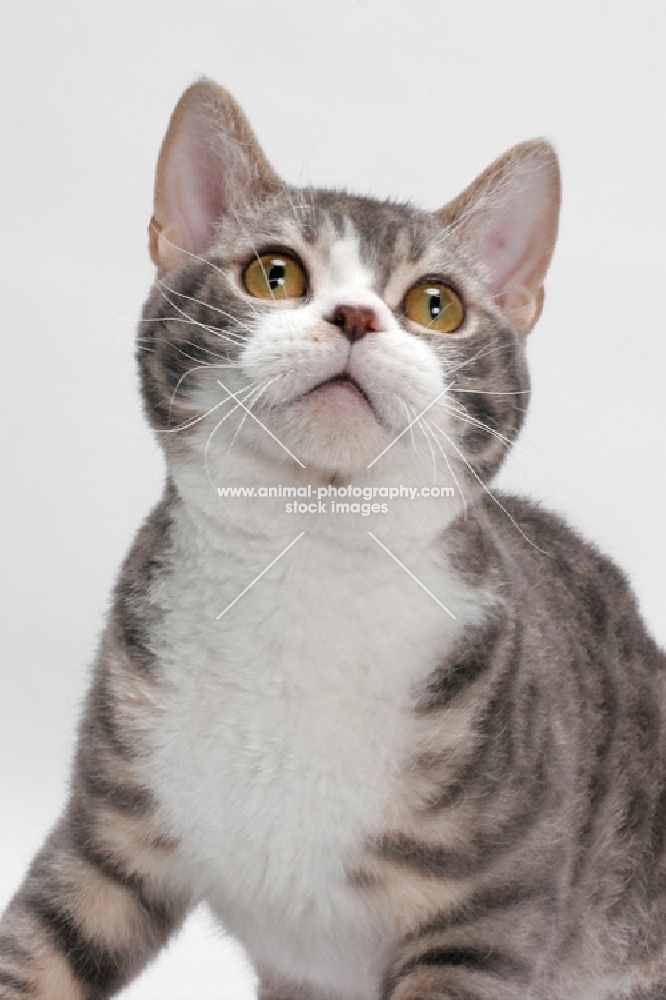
[490, 491, 622, 573]
[449, 490, 634, 607]
[474, 492, 663, 658]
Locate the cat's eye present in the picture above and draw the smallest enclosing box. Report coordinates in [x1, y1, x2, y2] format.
[403, 282, 464, 334]
[243, 253, 307, 300]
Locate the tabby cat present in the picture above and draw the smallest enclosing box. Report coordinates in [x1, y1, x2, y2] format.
[1, 78, 665, 1000]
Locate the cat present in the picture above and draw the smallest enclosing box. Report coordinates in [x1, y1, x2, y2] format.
[1, 76, 665, 1000]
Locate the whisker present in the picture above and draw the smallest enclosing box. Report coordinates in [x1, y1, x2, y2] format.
[147, 227, 262, 323]
[439, 398, 518, 450]
[396, 397, 418, 454]
[158, 395, 231, 437]
[440, 398, 549, 469]
[411, 405, 438, 481]
[421, 418, 468, 519]
[138, 313, 248, 347]
[203, 378, 276, 488]
[167, 363, 243, 428]
[454, 388, 531, 397]
[159, 378, 262, 437]
[281, 183, 308, 229]
[225, 372, 289, 459]
[441, 341, 517, 380]
[153, 295, 247, 351]
[148, 221, 227, 276]
[427, 420, 552, 557]
[155, 280, 249, 347]
[154, 297, 248, 352]
[156, 278, 256, 338]
[135, 334, 230, 362]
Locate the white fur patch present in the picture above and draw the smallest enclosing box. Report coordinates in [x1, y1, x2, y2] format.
[142, 501, 484, 996]
[315, 229, 393, 329]
[326, 229, 372, 288]
[144, 214, 488, 995]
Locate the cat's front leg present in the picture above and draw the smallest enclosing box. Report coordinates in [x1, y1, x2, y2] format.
[0, 639, 191, 999]
[0, 803, 189, 1000]
[381, 942, 533, 1000]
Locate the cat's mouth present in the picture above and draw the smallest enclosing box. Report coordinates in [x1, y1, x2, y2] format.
[302, 372, 373, 408]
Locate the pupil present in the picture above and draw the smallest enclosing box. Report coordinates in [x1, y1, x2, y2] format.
[430, 292, 442, 319]
[268, 260, 286, 290]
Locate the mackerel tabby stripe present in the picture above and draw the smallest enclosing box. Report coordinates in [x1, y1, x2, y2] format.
[23, 894, 123, 999]
[382, 945, 531, 1000]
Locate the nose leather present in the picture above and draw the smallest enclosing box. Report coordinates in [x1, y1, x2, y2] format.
[330, 304, 379, 342]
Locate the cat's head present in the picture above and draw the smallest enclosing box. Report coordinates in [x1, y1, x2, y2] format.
[139, 79, 559, 522]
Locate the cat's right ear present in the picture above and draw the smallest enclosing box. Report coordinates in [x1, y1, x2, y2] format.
[149, 80, 281, 271]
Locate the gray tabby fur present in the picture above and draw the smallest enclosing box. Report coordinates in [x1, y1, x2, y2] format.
[0, 79, 664, 1000]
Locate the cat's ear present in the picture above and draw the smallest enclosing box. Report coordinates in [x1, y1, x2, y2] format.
[437, 141, 560, 335]
[149, 79, 281, 271]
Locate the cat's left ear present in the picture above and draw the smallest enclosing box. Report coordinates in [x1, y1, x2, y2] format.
[437, 141, 560, 335]
[149, 79, 281, 271]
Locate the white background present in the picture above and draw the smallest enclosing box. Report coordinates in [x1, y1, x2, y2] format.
[1, 2, 665, 998]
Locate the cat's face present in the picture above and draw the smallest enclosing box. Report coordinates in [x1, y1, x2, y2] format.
[139, 82, 559, 508]
[142, 189, 527, 482]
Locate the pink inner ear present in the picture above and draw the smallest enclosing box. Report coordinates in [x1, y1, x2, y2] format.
[476, 163, 557, 298]
[482, 203, 535, 293]
[174, 158, 226, 256]
[156, 114, 228, 258]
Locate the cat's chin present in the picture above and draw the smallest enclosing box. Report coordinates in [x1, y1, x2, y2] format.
[266, 381, 392, 473]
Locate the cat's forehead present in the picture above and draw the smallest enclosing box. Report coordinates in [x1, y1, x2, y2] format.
[299, 190, 435, 258]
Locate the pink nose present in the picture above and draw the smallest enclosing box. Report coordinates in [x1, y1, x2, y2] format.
[329, 304, 380, 342]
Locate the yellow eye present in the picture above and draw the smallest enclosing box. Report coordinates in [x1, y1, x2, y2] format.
[403, 282, 464, 334]
[243, 253, 307, 299]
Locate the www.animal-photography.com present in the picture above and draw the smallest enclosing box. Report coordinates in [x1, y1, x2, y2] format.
[1, 2, 666, 998]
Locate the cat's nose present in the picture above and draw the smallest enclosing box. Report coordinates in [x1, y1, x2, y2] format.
[329, 304, 380, 342]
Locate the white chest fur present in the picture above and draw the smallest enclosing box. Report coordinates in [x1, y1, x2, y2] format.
[144, 506, 479, 995]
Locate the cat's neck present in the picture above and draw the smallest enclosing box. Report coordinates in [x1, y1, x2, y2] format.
[166, 437, 470, 555]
